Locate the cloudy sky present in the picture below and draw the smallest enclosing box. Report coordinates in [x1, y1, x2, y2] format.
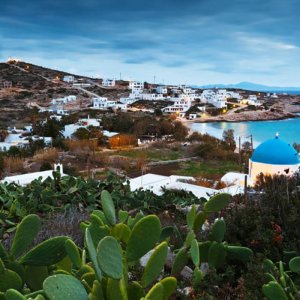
[1, 0, 299, 86]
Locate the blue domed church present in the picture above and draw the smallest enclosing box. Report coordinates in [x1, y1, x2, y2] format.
[249, 135, 300, 182]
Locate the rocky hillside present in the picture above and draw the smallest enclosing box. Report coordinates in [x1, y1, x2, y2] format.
[0, 61, 130, 127]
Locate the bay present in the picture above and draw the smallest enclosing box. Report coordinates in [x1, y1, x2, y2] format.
[191, 117, 300, 147]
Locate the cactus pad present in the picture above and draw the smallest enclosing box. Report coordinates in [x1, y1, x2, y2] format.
[126, 215, 161, 262]
[43, 274, 88, 300]
[10, 214, 41, 258]
[97, 236, 123, 280]
[141, 242, 168, 287]
[19, 236, 68, 266]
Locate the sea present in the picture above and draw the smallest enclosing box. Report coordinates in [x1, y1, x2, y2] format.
[191, 117, 300, 148]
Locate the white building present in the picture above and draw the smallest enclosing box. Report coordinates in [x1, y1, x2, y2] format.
[156, 86, 168, 94]
[129, 173, 243, 199]
[63, 75, 75, 83]
[120, 97, 138, 105]
[141, 93, 164, 101]
[129, 81, 144, 90]
[247, 95, 263, 106]
[162, 98, 192, 113]
[1, 164, 67, 186]
[102, 79, 115, 87]
[249, 135, 300, 183]
[62, 117, 101, 138]
[200, 90, 227, 109]
[93, 97, 117, 109]
[226, 91, 242, 100]
[51, 95, 77, 105]
[0, 134, 29, 151]
[0, 130, 52, 152]
[56, 109, 70, 116]
[221, 135, 300, 187]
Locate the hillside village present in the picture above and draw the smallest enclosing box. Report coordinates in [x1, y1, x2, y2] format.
[1, 61, 300, 299]
[1, 59, 300, 181]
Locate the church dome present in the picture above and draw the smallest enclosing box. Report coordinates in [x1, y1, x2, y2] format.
[251, 136, 300, 165]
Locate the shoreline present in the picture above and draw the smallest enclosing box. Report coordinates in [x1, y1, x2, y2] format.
[180, 112, 299, 126]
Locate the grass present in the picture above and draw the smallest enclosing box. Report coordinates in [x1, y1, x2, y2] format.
[175, 160, 240, 179]
[115, 148, 183, 162]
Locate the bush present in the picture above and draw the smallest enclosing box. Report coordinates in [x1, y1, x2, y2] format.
[34, 148, 59, 163]
[40, 162, 52, 171]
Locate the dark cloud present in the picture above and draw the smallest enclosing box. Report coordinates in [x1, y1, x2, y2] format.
[0, 0, 299, 85]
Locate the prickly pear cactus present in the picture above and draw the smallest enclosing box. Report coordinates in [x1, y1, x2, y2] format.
[126, 215, 161, 262]
[211, 219, 226, 243]
[160, 277, 177, 300]
[97, 236, 123, 280]
[226, 246, 253, 262]
[127, 282, 145, 300]
[0, 269, 22, 292]
[43, 274, 88, 300]
[204, 193, 231, 213]
[190, 239, 200, 268]
[141, 242, 168, 287]
[171, 247, 188, 276]
[101, 190, 116, 226]
[262, 281, 288, 300]
[145, 282, 164, 300]
[10, 214, 41, 258]
[24, 265, 48, 291]
[65, 239, 82, 269]
[5, 289, 27, 300]
[208, 241, 226, 268]
[19, 236, 68, 266]
[289, 256, 300, 273]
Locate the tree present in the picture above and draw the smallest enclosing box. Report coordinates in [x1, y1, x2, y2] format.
[0, 130, 8, 142]
[73, 127, 90, 140]
[173, 121, 189, 141]
[154, 108, 163, 116]
[223, 129, 236, 151]
[158, 119, 173, 136]
[33, 119, 62, 139]
[7, 146, 22, 157]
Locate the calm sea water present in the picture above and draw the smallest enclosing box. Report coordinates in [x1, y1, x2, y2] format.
[191, 117, 300, 147]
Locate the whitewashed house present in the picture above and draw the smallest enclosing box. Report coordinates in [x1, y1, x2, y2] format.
[129, 88, 143, 99]
[102, 79, 115, 87]
[129, 81, 144, 90]
[93, 97, 117, 109]
[1, 164, 67, 186]
[162, 98, 192, 113]
[141, 93, 164, 101]
[226, 91, 242, 100]
[56, 109, 70, 116]
[120, 97, 137, 105]
[247, 95, 263, 106]
[51, 95, 77, 105]
[200, 90, 227, 109]
[156, 86, 168, 94]
[63, 75, 75, 83]
[62, 117, 101, 138]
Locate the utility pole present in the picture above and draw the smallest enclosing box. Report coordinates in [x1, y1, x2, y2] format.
[244, 175, 248, 201]
[238, 136, 242, 170]
[250, 135, 253, 152]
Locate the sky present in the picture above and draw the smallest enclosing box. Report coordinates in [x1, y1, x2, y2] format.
[0, 0, 299, 86]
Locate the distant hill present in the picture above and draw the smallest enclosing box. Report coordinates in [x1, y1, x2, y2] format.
[195, 81, 300, 92]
